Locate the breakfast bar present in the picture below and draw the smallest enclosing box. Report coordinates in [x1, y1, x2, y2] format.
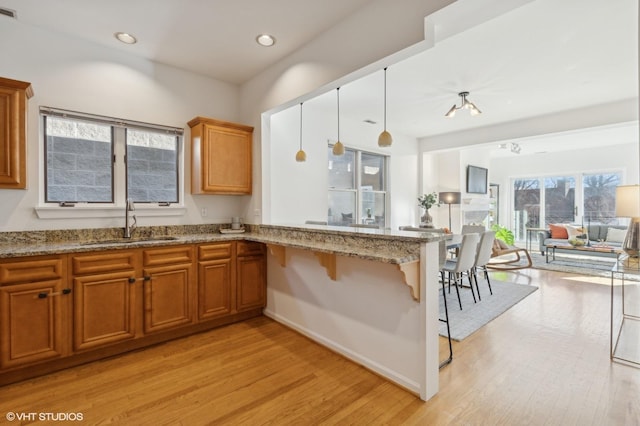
[251, 224, 446, 401]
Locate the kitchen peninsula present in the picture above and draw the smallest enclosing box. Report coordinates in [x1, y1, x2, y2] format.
[0, 224, 445, 401]
[254, 224, 445, 401]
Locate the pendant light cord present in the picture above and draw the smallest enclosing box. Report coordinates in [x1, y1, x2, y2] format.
[299, 102, 303, 150]
[383, 67, 387, 131]
[337, 87, 340, 141]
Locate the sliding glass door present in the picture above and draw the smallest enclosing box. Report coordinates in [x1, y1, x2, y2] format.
[511, 171, 622, 241]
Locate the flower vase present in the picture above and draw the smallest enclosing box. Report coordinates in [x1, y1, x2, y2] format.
[421, 209, 434, 228]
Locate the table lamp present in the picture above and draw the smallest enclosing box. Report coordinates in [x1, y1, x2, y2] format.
[439, 191, 461, 231]
[615, 184, 640, 260]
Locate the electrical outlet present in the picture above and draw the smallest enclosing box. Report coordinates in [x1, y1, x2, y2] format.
[201, 207, 207, 217]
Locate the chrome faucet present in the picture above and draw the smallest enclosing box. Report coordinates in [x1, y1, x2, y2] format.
[124, 198, 137, 238]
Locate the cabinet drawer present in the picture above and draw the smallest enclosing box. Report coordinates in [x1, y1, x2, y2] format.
[0, 256, 64, 285]
[71, 251, 137, 275]
[198, 243, 232, 261]
[143, 246, 193, 266]
[237, 241, 265, 257]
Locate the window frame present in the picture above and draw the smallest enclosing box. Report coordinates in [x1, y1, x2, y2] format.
[509, 169, 625, 241]
[328, 144, 389, 227]
[36, 107, 186, 219]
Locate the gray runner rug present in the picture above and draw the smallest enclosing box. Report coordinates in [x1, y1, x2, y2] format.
[439, 278, 538, 341]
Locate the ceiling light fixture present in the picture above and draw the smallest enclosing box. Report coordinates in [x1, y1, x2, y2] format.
[114, 32, 137, 44]
[332, 88, 345, 156]
[445, 91, 482, 117]
[295, 102, 306, 162]
[256, 34, 276, 47]
[378, 67, 393, 148]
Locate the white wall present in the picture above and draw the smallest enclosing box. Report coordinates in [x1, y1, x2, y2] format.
[0, 19, 245, 231]
[268, 97, 418, 229]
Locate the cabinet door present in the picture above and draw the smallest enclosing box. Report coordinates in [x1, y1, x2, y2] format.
[143, 264, 194, 333]
[198, 258, 233, 321]
[0, 77, 33, 189]
[236, 255, 266, 312]
[73, 271, 136, 351]
[189, 117, 253, 195]
[0, 280, 68, 368]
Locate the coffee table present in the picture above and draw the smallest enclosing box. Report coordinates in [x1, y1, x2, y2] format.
[546, 243, 622, 263]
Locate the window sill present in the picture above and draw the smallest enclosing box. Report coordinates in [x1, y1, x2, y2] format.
[34, 205, 187, 220]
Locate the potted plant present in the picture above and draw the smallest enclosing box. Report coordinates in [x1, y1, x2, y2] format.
[491, 224, 515, 245]
[418, 192, 440, 227]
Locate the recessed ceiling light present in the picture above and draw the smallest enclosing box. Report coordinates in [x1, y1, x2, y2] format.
[256, 34, 275, 47]
[114, 32, 137, 44]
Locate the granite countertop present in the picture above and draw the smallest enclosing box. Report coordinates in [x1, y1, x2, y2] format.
[0, 224, 445, 264]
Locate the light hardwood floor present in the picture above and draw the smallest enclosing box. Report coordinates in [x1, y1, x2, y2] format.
[1, 268, 639, 425]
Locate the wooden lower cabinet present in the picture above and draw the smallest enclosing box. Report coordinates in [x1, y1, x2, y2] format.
[0, 240, 266, 383]
[236, 242, 267, 312]
[198, 243, 234, 321]
[0, 256, 68, 369]
[142, 246, 195, 333]
[71, 251, 138, 351]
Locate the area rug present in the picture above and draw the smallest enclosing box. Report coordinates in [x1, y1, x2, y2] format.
[439, 278, 538, 341]
[530, 252, 618, 278]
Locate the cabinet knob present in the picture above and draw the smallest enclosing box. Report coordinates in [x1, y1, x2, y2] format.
[128, 277, 136, 284]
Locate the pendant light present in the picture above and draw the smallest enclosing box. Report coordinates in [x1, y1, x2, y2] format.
[378, 67, 393, 147]
[332, 87, 345, 156]
[295, 102, 307, 162]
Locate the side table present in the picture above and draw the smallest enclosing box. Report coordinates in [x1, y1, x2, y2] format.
[610, 259, 640, 367]
[526, 227, 548, 254]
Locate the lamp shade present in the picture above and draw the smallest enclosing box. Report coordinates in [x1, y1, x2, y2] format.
[439, 191, 461, 205]
[616, 185, 640, 217]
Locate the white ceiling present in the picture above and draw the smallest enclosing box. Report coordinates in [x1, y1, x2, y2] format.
[0, 0, 374, 84]
[2, 0, 638, 151]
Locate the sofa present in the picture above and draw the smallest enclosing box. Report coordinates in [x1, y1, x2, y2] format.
[537, 223, 628, 257]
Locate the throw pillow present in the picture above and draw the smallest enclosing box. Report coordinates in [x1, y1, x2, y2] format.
[549, 223, 568, 239]
[606, 227, 627, 243]
[565, 224, 587, 239]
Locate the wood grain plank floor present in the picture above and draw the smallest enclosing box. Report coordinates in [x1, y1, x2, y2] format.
[1, 268, 639, 425]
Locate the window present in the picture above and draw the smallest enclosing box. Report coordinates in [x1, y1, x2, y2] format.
[328, 145, 387, 227]
[511, 171, 623, 241]
[42, 107, 182, 206]
[583, 172, 621, 223]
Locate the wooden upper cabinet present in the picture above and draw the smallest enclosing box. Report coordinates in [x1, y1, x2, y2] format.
[188, 117, 253, 195]
[0, 77, 33, 189]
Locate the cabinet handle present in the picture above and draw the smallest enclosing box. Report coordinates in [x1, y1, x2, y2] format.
[128, 277, 136, 284]
[128, 276, 151, 283]
[38, 288, 72, 298]
[144, 276, 151, 281]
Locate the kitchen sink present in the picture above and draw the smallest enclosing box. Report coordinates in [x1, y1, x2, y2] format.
[80, 236, 180, 245]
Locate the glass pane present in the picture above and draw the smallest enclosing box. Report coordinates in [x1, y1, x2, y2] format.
[126, 129, 178, 203]
[45, 116, 113, 203]
[328, 190, 356, 226]
[513, 178, 540, 241]
[583, 172, 621, 224]
[360, 192, 385, 226]
[328, 147, 355, 189]
[360, 153, 384, 191]
[544, 176, 575, 224]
